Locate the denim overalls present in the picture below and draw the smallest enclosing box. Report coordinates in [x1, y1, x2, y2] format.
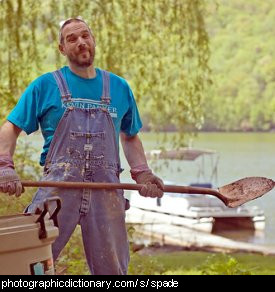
[27, 69, 129, 275]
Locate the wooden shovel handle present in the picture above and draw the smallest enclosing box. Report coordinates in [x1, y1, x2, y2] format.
[21, 180, 222, 197]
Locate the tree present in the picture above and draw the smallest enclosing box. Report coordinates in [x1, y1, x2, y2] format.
[0, 0, 211, 143]
[202, 0, 275, 131]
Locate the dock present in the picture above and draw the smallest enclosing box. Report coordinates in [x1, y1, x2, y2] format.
[126, 207, 275, 255]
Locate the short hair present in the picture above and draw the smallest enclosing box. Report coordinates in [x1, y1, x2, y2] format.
[59, 17, 93, 44]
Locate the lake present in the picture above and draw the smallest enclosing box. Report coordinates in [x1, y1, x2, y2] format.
[121, 132, 275, 246]
[26, 132, 275, 246]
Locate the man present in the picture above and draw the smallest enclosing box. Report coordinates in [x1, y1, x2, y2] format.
[0, 18, 164, 275]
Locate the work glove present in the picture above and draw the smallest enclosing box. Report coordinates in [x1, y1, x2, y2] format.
[0, 154, 23, 197]
[133, 170, 164, 198]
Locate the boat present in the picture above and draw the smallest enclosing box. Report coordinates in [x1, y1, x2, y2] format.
[127, 148, 265, 233]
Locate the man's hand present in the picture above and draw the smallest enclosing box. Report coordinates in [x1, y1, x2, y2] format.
[134, 170, 164, 198]
[0, 155, 23, 197]
[120, 133, 164, 198]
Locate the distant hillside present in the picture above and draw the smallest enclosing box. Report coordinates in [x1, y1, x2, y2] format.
[202, 0, 275, 131]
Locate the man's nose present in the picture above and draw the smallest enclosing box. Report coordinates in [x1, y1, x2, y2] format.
[77, 37, 87, 47]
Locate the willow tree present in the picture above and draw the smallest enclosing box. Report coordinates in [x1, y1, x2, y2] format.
[0, 0, 210, 145]
[0, 0, 211, 273]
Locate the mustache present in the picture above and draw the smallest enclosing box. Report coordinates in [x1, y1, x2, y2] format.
[78, 44, 89, 52]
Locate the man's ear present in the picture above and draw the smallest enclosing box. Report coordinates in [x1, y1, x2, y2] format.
[59, 44, 66, 56]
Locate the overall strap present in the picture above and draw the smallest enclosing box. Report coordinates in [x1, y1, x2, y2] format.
[52, 70, 72, 101]
[101, 70, 111, 105]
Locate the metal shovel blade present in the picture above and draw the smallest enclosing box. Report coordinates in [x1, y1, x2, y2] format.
[218, 177, 275, 208]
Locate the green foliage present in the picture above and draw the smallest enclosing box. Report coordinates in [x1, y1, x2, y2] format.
[47, 224, 275, 275]
[198, 254, 253, 275]
[153, 250, 275, 275]
[0, 0, 210, 216]
[123, 224, 165, 275]
[0, 0, 211, 274]
[202, 0, 275, 131]
[0, 0, 211, 146]
[1, 0, 273, 137]
[0, 136, 42, 216]
[55, 226, 90, 275]
[55, 224, 164, 275]
[128, 252, 165, 275]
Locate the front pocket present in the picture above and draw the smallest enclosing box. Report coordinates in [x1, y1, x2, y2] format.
[68, 131, 105, 159]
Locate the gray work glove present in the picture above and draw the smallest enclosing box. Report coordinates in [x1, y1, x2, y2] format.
[0, 155, 23, 197]
[134, 170, 164, 198]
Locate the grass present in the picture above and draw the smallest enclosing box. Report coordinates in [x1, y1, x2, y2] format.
[55, 226, 275, 275]
[136, 248, 275, 275]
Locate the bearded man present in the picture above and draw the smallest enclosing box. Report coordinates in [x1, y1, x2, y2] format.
[0, 18, 164, 275]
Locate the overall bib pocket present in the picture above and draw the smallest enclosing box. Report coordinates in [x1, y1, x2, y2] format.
[68, 131, 106, 160]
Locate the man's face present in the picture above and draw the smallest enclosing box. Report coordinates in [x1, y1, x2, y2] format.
[59, 21, 96, 68]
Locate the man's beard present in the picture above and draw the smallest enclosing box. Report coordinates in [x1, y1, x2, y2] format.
[68, 48, 95, 68]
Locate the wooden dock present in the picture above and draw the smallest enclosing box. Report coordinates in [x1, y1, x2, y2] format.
[126, 207, 275, 255]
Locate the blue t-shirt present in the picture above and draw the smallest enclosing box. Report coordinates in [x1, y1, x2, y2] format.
[7, 66, 142, 166]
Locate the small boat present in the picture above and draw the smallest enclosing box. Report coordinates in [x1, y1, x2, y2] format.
[127, 148, 265, 233]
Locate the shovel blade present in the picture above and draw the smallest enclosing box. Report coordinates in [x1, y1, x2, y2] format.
[218, 177, 275, 208]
